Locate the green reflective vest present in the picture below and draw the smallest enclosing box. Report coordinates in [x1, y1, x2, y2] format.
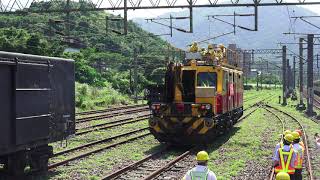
[189, 168, 209, 180]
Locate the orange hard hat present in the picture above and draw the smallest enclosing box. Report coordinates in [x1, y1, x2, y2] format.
[295, 129, 302, 136]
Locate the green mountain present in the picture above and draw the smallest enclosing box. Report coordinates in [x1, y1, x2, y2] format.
[0, 2, 174, 94]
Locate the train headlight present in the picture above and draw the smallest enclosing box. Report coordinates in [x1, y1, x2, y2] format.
[199, 104, 211, 111]
[151, 104, 161, 110]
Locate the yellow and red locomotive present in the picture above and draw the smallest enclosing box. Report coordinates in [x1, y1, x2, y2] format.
[148, 43, 243, 145]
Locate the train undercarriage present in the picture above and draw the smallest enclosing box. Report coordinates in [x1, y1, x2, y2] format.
[149, 107, 243, 145]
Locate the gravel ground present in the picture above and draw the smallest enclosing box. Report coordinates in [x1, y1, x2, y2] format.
[154, 154, 196, 180]
[113, 151, 175, 180]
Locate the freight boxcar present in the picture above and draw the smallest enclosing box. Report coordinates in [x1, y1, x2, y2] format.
[0, 51, 75, 175]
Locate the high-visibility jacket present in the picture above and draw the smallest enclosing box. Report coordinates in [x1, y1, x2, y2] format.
[183, 165, 217, 180]
[275, 145, 295, 174]
[299, 141, 305, 150]
[293, 143, 304, 169]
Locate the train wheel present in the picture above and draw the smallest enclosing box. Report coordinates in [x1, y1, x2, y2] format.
[30, 155, 49, 171]
[30, 145, 52, 172]
[5, 152, 27, 175]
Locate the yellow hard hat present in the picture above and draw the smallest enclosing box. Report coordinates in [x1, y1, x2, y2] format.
[276, 172, 290, 180]
[218, 44, 225, 48]
[284, 134, 294, 143]
[291, 131, 300, 140]
[208, 44, 214, 49]
[283, 130, 291, 136]
[295, 129, 302, 136]
[196, 151, 209, 161]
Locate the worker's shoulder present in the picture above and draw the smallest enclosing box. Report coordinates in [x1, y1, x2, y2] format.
[207, 170, 217, 180]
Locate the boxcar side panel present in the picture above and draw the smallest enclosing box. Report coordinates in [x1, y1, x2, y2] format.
[0, 65, 12, 149]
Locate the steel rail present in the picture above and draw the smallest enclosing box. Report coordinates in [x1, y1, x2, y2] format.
[243, 95, 258, 102]
[101, 146, 169, 180]
[75, 117, 149, 136]
[76, 114, 149, 131]
[263, 107, 285, 180]
[302, 92, 320, 111]
[77, 107, 149, 123]
[76, 104, 147, 116]
[98, 98, 264, 179]
[266, 105, 314, 180]
[52, 127, 148, 157]
[143, 149, 193, 180]
[140, 102, 263, 179]
[48, 132, 151, 169]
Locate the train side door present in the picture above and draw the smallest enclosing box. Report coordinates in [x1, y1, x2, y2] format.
[228, 72, 234, 111]
[14, 62, 51, 145]
[223, 71, 228, 113]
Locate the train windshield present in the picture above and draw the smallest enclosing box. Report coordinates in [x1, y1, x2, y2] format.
[197, 72, 217, 87]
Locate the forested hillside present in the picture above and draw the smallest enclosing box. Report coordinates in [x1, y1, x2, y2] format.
[0, 2, 173, 95]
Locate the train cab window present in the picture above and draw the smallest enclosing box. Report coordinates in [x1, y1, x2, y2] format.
[223, 71, 228, 92]
[182, 70, 196, 102]
[197, 72, 217, 87]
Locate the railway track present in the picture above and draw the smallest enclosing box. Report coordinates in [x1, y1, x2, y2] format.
[76, 104, 147, 116]
[265, 105, 314, 180]
[243, 95, 258, 102]
[100, 102, 263, 179]
[48, 132, 151, 169]
[313, 94, 320, 110]
[48, 95, 271, 172]
[52, 128, 149, 158]
[76, 115, 149, 135]
[302, 92, 320, 111]
[76, 106, 149, 123]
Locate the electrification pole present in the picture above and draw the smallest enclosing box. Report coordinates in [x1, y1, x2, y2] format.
[282, 45, 287, 105]
[287, 59, 290, 91]
[293, 56, 296, 88]
[307, 34, 315, 116]
[297, 38, 305, 109]
[133, 49, 138, 103]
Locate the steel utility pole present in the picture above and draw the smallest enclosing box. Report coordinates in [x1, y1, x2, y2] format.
[287, 59, 290, 91]
[282, 45, 287, 105]
[307, 34, 315, 116]
[293, 56, 296, 88]
[297, 38, 305, 109]
[133, 49, 138, 103]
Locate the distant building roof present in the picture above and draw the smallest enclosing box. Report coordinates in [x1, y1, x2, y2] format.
[64, 47, 80, 53]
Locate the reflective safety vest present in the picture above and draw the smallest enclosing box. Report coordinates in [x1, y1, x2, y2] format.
[275, 145, 295, 174]
[293, 144, 304, 169]
[189, 168, 209, 180]
[299, 141, 305, 150]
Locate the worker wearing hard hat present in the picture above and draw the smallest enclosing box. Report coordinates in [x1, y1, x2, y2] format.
[189, 42, 199, 53]
[273, 134, 297, 179]
[292, 131, 304, 180]
[276, 172, 290, 180]
[182, 151, 217, 180]
[273, 130, 292, 157]
[295, 129, 305, 149]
